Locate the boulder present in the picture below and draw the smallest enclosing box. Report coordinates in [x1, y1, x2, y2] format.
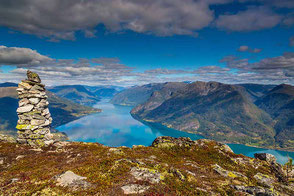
[54, 171, 91, 190]
[151, 136, 194, 148]
[254, 173, 275, 188]
[213, 164, 247, 180]
[195, 139, 233, 153]
[232, 185, 277, 195]
[254, 153, 277, 164]
[130, 167, 163, 184]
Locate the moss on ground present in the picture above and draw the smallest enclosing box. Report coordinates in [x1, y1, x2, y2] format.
[0, 139, 293, 195]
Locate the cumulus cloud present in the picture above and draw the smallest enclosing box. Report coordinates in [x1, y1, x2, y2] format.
[0, 45, 52, 66]
[0, 0, 219, 40]
[237, 45, 262, 53]
[0, 44, 292, 86]
[215, 6, 282, 31]
[0, 1, 290, 40]
[220, 52, 294, 84]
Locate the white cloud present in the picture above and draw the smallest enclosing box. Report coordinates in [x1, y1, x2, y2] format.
[216, 6, 282, 31]
[0, 45, 292, 86]
[0, 45, 52, 66]
[0, 0, 217, 40]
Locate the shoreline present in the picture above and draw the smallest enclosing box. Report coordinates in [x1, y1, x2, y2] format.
[131, 114, 294, 153]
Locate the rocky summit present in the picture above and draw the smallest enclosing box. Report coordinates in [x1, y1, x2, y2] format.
[0, 136, 293, 195]
[16, 70, 53, 147]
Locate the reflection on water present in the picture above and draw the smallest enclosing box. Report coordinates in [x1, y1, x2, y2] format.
[57, 99, 294, 164]
[57, 99, 203, 147]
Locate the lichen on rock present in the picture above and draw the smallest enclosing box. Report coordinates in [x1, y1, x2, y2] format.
[15, 70, 53, 148]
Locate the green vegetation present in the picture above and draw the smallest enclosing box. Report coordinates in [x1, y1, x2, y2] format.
[0, 138, 293, 195]
[130, 82, 294, 150]
[285, 157, 294, 182]
[48, 85, 100, 106]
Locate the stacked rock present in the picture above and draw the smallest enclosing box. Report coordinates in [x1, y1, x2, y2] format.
[16, 70, 53, 147]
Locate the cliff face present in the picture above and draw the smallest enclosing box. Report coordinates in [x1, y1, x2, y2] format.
[131, 81, 276, 148]
[0, 137, 293, 195]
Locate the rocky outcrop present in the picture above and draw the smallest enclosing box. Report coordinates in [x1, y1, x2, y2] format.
[0, 134, 16, 143]
[16, 70, 53, 147]
[54, 171, 92, 190]
[254, 153, 277, 164]
[0, 136, 293, 195]
[151, 136, 233, 154]
[255, 153, 287, 183]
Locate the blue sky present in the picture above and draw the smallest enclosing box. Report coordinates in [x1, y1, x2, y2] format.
[0, 0, 293, 86]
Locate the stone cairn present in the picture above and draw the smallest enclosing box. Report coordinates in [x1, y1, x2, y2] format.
[16, 70, 53, 147]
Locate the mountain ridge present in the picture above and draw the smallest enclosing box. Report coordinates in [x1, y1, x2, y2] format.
[110, 81, 294, 150]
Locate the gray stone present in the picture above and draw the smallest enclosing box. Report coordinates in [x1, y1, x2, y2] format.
[16, 155, 25, 160]
[41, 108, 50, 116]
[195, 139, 233, 153]
[10, 178, 20, 183]
[254, 153, 277, 164]
[31, 119, 46, 126]
[121, 184, 149, 194]
[16, 71, 53, 147]
[30, 84, 44, 92]
[19, 98, 29, 107]
[18, 81, 32, 90]
[213, 164, 247, 180]
[54, 171, 91, 190]
[232, 185, 277, 196]
[254, 173, 275, 188]
[29, 98, 40, 105]
[130, 167, 162, 184]
[17, 104, 34, 113]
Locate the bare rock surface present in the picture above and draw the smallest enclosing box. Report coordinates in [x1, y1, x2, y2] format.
[130, 167, 162, 184]
[54, 171, 91, 190]
[121, 184, 150, 194]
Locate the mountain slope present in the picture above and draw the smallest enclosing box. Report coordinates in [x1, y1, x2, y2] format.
[131, 81, 276, 148]
[84, 85, 123, 98]
[0, 86, 100, 136]
[48, 85, 100, 106]
[238, 83, 276, 101]
[110, 83, 186, 106]
[0, 82, 18, 87]
[255, 84, 294, 148]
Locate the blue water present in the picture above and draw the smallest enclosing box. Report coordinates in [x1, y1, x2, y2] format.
[57, 99, 294, 164]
